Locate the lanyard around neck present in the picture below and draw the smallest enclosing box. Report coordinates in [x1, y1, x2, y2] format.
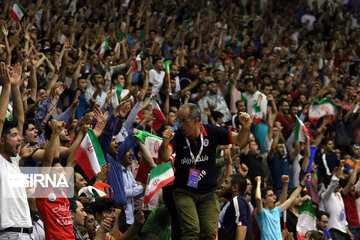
[185, 130, 204, 169]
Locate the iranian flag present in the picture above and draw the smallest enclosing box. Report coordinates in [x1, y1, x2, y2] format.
[98, 38, 109, 59]
[144, 161, 174, 204]
[110, 84, 123, 108]
[296, 200, 316, 240]
[251, 101, 262, 124]
[250, 94, 264, 124]
[133, 130, 163, 159]
[6, 104, 12, 121]
[114, 32, 125, 52]
[152, 97, 166, 131]
[74, 129, 106, 179]
[11, 2, 25, 22]
[309, 98, 340, 126]
[294, 115, 311, 143]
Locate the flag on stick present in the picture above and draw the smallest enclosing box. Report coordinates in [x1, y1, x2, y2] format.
[309, 98, 340, 126]
[133, 130, 163, 159]
[110, 84, 124, 108]
[294, 115, 312, 143]
[144, 161, 174, 204]
[152, 98, 166, 131]
[74, 129, 106, 179]
[98, 38, 109, 59]
[296, 200, 316, 240]
[11, 2, 25, 22]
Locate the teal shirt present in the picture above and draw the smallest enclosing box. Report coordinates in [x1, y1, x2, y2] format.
[255, 206, 282, 240]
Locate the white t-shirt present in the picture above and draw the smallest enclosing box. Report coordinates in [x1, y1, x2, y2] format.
[301, 14, 316, 31]
[149, 69, 165, 95]
[0, 154, 32, 229]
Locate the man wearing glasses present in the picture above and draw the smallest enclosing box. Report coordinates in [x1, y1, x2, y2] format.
[158, 103, 251, 240]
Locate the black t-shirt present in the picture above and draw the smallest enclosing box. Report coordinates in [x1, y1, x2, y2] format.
[219, 196, 252, 240]
[170, 124, 232, 194]
[240, 153, 264, 185]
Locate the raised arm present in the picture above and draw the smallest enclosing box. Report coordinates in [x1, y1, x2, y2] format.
[255, 176, 263, 216]
[158, 128, 174, 162]
[9, 63, 24, 135]
[342, 159, 359, 195]
[280, 174, 309, 211]
[230, 112, 251, 147]
[276, 175, 289, 206]
[0, 63, 12, 135]
[136, 140, 156, 169]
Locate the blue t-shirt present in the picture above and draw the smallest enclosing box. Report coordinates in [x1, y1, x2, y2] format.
[268, 155, 295, 190]
[219, 196, 252, 240]
[255, 206, 282, 240]
[70, 90, 89, 120]
[170, 124, 232, 194]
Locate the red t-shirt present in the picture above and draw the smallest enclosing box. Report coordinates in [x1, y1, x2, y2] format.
[36, 188, 75, 240]
[342, 191, 360, 227]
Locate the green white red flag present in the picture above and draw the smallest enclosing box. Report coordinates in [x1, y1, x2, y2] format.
[133, 130, 163, 159]
[294, 115, 311, 143]
[74, 129, 106, 179]
[296, 200, 316, 240]
[98, 38, 109, 59]
[309, 98, 340, 126]
[11, 2, 25, 22]
[6, 104, 12, 121]
[251, 101, 262, 124]
[144, 161, 174, 204]
[110, 84, 124, 108]
[152, 97, 166, 131]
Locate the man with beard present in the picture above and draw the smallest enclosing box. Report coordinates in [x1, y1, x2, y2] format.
[197, 80, 231, 124]
[268, 126, 295, 196]
[218, 174, 252, 240]
[149, 57, 165, 96]
[275, 99, 294, 140]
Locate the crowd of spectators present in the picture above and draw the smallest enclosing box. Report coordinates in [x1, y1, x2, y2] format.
[1, 0, 360, 239]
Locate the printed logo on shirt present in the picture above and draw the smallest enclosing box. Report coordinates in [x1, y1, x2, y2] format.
[203, 139, 209, 147]
[180, 155, 209, 165]
[48, 192, 56, 201]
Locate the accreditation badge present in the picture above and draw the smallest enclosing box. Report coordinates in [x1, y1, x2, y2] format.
[187, 168, 200, 188]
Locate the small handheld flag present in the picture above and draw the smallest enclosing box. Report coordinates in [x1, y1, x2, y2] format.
[163, 60, 172, 96]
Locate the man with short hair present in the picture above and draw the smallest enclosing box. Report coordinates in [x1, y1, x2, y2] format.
[69, 197, 88, 240]
[320, 160, 354, 240]
[92, 198, 145, 239]
[242, 77, 267, 123]
[0, 63, 34, 240]
[149, 57, 165, 96]
[198, 80, 231, 124]
[85, 72, 107, 107]
[254, 175, 308, 240]
[218, 174, 252, 240]
[120, 149, 144, 225]
[158, 103, 251, 239]
[316, 211, 332, 240]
